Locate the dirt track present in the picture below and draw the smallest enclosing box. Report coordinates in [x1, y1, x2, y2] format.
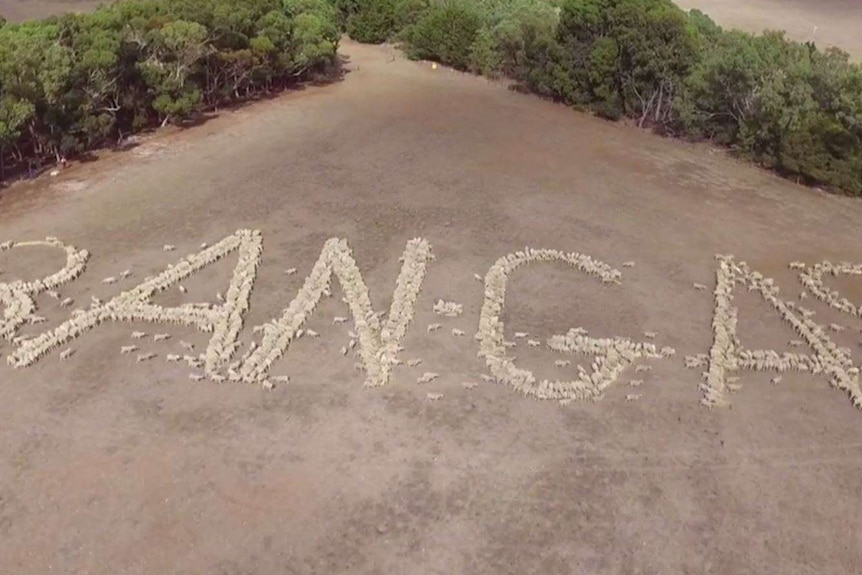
[1, 37, 862, 575]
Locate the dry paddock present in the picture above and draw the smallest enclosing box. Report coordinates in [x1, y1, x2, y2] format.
[0, 5, 861, 575]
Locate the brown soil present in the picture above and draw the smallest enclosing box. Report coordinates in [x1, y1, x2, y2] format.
[0, 0, 108, 21]
[676, 0, 862, 57]
[1, 39, 862, 575]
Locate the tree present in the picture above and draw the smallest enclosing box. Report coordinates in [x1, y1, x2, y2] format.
[139, 20, 210, 123]
[406, 1, 483, 70]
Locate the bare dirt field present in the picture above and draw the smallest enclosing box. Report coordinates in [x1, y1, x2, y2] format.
[0, 0, 108, 21]
[2, 35, 862, 575]
[677, 0, 862, 57]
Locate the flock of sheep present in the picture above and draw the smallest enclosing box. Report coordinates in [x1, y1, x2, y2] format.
[697, 256, 862, 409]
[237, 238, 434, 388]
[800, 261, 862, 318]
[474, 247, 669, 403]
[5, 231, 261, 375]
[0, 238, 89, 341]
[3, 234, 861, 408]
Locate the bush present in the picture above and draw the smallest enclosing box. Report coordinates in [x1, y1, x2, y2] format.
[468, 26, 502, 76]
[405, 1, 483, 70]
[555, 0, 700, 122]
[339, 0, 428, 42]
[346, 0, 400, 43]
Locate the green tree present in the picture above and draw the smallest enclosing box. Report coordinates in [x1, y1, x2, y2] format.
[138, 20, 210, 123]
[406, 1, 483, 70]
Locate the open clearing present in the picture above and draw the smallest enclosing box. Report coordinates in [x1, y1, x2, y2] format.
[2, 22, 862, 575]
[677, 0, 862, 57]
[0, 0, 107, 21]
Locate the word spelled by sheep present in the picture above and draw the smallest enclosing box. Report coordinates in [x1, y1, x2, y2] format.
[1, 233, 861, 411]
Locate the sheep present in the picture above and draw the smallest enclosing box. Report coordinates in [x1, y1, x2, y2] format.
[426, 393, 444, 401]
[120, 345, 138, 354]
[417, 372, 439, 384]
[433, 299, 463, 317]
[427, 323, 442, 332]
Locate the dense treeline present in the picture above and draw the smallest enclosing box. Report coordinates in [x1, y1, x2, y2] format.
[340, 0, 862, 195]
[0, 0, 339, 177]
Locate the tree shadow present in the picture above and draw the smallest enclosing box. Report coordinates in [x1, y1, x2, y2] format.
[177, 54, 351, 130]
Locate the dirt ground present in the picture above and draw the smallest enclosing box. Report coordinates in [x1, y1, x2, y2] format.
[2, 35, 862, 575]
[0, 0, 109, 21]
[677, 0, 862, 57]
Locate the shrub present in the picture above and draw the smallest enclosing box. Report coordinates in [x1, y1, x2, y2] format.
[468, 26, 502, 76]
[406, 1, 483, 70]
[346, 0, 400, 43]
[556, 0, 700, 123]
[339, 0, 428, 42]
